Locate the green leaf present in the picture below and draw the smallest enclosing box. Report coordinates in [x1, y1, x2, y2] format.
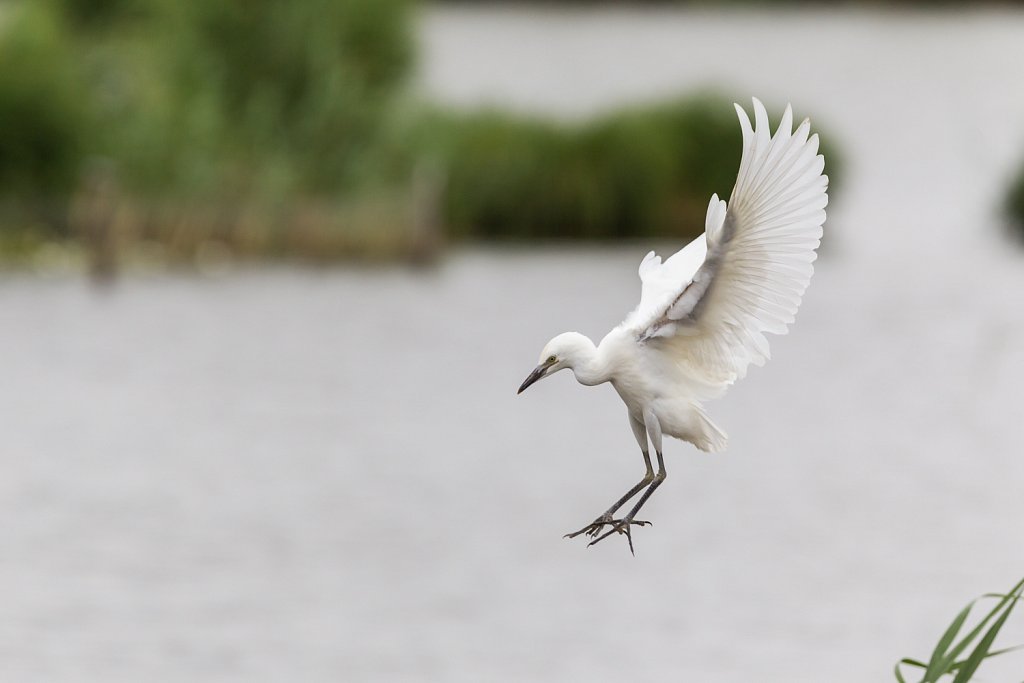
[940, 577, 1024, 673]
[895, 658, 929, 683]
[951, 582, 1024, 683]
[948, 645, 1024, 673]
[898, 657, 928, 669]
[924, 602, 972, 680]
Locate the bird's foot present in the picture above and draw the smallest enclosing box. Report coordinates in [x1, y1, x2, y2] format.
[565, 515, 651, 554]
[564, 514, 616, 540]
[587, 516, 651, 555]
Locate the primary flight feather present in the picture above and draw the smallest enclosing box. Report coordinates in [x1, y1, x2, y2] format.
[517, 98, 828, 554]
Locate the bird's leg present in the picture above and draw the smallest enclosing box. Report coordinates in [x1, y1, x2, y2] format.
[588, 450, 666, 555]
[565, 415, 654, 540]
[588, 409, 665, 555]
[563, 450, 654, 540]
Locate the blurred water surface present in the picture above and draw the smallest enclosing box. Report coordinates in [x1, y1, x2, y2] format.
[4, 6, 1024, 683]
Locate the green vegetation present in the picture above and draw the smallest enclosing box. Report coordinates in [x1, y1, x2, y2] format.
[0, 0, 417, 262]
[1006, 160, 1024, 243]
[0, 4, 89, 205]
[0, 0, 841, 265]
[63, 0, 412, 200]
[412, 96, 839, 242]
[895, 576, 1024, 683]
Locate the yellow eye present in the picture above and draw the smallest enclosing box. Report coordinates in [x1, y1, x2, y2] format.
[547, 355, 557, 364]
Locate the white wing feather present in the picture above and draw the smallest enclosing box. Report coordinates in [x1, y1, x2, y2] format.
[623, 97, 827, 394]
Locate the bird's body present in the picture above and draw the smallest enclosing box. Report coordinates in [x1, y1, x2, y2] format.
[518, 98, 828, 552]
[552, 328, 728, 452]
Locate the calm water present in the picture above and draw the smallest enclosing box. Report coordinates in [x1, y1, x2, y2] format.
[4, 7, 1024, 682]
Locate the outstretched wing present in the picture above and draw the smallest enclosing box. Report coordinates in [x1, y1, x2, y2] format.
[623, 97, 827, 391]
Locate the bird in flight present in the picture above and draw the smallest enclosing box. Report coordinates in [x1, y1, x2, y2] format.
[517, 98, 827, 554]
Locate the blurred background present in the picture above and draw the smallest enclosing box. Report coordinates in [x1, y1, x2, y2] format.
[3, 0, 1024, 681]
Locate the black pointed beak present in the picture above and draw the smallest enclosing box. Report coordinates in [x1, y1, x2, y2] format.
[517, 364, 548, 394]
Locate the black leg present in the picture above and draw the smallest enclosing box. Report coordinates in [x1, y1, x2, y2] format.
[564, 450, 654, 540]
[588, 450, 666, 555]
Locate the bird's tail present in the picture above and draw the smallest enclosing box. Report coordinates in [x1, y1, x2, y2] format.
[691, 404, 728, 453]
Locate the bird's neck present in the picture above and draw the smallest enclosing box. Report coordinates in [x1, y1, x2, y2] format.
[569, 337, 609, 387]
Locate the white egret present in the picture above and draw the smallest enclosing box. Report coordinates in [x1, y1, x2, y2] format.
[518, 98, 827, 553]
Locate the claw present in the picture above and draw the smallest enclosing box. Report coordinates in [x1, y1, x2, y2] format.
[588, 520, 632, 553]
[574, 517, 651, 554]
[566, 515, 652, 540]
[564, 514, 614, 539]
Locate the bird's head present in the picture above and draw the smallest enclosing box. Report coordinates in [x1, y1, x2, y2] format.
[517, 331, 593, 394]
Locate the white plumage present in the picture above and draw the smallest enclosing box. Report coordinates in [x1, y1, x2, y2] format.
[518, 98, 827, 552]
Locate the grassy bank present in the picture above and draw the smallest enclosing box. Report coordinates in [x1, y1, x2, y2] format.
[410, 95, 840, 243]
[0, 0, 842, 267]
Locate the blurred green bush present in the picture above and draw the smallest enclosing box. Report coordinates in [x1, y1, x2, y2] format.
[412, 95, 840, 241]
[1006, 160, 1024, 242]
[165, 0, 412, 196]
[96, 0, 412, 200]
[0, 0, 841, 261]
[0, 0, 412, 204]
[0, 3, 89, 201]
[0, 0, 417, 259]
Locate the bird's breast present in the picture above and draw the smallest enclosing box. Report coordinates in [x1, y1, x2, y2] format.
[598, 329, 665, 407]
[609, 364, 657, 410]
